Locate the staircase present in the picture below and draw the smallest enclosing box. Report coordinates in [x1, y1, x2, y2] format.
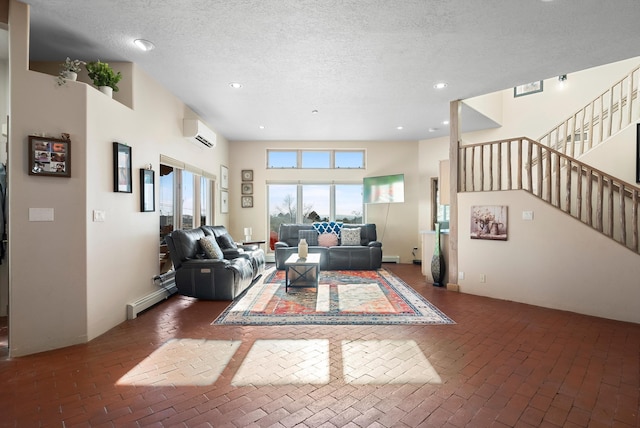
[459, 65, 640, 255]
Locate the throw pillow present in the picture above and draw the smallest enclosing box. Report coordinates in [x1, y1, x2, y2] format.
[341, 227, 361, 246]
[312, 221, 343, 236]
[298, 229, 319, 246]
[199, 236, 224, 259]
[216, 234, 237, 249]
[318, 232, 338, 247]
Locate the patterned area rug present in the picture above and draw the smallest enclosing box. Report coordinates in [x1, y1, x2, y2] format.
[213, 268, 454, 326]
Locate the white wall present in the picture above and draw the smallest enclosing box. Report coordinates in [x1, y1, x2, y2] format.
[433, 57, 640, 324]
[8, 1, 230, 355]
[458, 190, 640, 323]
[229, 140, 420, 263]
[464, 56, 640, 145]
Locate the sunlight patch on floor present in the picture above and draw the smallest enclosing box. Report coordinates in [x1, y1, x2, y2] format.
[231, 339, 330, 386]
[338, 283, 395, 312]
[116, 338, 240, 386]
[341, 339, 442, 384]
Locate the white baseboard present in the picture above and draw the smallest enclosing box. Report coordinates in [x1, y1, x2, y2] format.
[382, 255, 400, 263]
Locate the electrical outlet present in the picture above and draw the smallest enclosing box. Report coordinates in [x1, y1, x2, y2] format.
[480, 274, 486, 283]
[459, 271, 465, 280]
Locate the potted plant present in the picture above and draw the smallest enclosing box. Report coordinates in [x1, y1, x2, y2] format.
[86, 60, 122, 97]
[57, 57, 85, 86]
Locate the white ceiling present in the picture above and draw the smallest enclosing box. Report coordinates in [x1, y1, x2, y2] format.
[22, 0, 640, 142]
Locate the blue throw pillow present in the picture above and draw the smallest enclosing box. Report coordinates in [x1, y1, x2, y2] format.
[312, 221, 343, 236]
[298, 229, 319, 246]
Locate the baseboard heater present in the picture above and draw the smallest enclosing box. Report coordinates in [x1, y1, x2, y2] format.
[126, 271, 177, 320]
[382, 255, 400, 263]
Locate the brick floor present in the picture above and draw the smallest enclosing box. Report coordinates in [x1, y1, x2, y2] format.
[0, 263, 638, 427]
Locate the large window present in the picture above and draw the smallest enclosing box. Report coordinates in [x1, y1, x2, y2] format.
[268, 183, 363, 249]
[159, 157, 215, 245]
[268, 150, 365, 169]
[431, 178, 450, 231]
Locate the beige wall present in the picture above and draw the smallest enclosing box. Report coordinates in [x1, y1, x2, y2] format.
[458, 190, 640, 323]
[229, 140, 420, 263]
[8, 1, 229, 356]
[435, 57, 640, 324]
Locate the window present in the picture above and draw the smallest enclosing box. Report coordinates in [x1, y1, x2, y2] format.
[181, 170, 194, 229]
[268, 151, 297, 168]
[268, 182, 363, 250]
[431, 178, 450, 231]
[159, 157, 215, 243]
[335, 151, 364, 168]
[267, 149, 365, 169]
[301, 151, 330, 168]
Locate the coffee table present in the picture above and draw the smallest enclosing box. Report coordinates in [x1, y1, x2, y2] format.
[284, 253, 321, 292]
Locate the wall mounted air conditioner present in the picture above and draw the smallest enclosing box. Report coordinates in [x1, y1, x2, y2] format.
[183, 119, 217, 148]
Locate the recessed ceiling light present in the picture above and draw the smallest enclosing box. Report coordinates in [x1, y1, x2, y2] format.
[428, 127, 438, 132]
[259, 125, 265, 129]
[311, 109, 319, 114]
[442, 120, 450, 125]
[433, 82, 448, 90]
[229, 82, 243, 89]
[396, 126, 404, 130]
[133, 39, 155, 51]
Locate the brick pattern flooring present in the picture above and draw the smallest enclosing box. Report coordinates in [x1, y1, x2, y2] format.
[0, 263, 638, 427]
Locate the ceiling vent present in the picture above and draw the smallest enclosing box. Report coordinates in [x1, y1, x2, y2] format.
[183, 119, 217, 148]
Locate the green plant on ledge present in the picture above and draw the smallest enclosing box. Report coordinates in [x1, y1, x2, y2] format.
[57, 57, 85, 86]
[86, 60, 122, 92]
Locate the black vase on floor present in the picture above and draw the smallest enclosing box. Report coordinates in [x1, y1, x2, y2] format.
[431, 223, 446, 287]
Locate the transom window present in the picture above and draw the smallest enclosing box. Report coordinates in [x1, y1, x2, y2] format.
[267, 150, 365, 169]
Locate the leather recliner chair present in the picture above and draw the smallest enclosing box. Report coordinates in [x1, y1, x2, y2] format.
[201, 225, 266, 279]
[165, 228, 255, 300]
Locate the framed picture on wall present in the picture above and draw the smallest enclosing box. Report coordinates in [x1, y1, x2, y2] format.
[220, 190, 229, 214]
[241, 195, 253, 208]
[514, 80, 543, 97]
[241, 182, 253, 195]
[28, 135, 71, 177]
[140, 169, 155, 212]
[113, 142, 132, 193]
[220, 165, 229, 189]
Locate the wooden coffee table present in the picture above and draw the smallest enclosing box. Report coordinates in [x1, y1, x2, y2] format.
[284, 253, 321, 292]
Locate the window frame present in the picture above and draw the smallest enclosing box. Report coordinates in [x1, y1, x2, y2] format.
[267, 149, 365, 169]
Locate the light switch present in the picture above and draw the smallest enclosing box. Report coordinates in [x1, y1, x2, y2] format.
[93, 210, 106, 222]
[29, 208, 54, 222]
[522, 210, 534, 221]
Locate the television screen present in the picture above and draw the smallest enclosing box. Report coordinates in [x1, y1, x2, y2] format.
[363, 174, 405, 204]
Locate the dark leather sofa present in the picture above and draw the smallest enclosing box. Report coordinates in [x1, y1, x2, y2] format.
[165, 225, 265, 300]
[274, 223, 382, 270]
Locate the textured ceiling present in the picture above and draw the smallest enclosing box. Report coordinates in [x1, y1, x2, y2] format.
[23, 0, 640, 142]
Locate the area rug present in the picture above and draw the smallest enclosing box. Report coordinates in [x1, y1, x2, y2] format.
[213, 268, 454, 326]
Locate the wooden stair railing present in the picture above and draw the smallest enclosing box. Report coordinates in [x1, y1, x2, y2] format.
[459, 137, 640, 254]
[537, 65, 640, 158]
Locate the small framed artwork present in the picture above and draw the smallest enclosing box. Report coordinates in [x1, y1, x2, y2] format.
[242, 169, 253, 181]
[220, 190, 229, 214]
[28, 135, 71, 177]
[113, 142, 132, 193]
[636, 123, 640, 183]
[220, 165, 229, 189]
[241, 182, 253, 195]
[471, 205, 508, 241]
[140, 169, 155, 212]
[514, 81, 543, 97]
[241, 195, 253, 208]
